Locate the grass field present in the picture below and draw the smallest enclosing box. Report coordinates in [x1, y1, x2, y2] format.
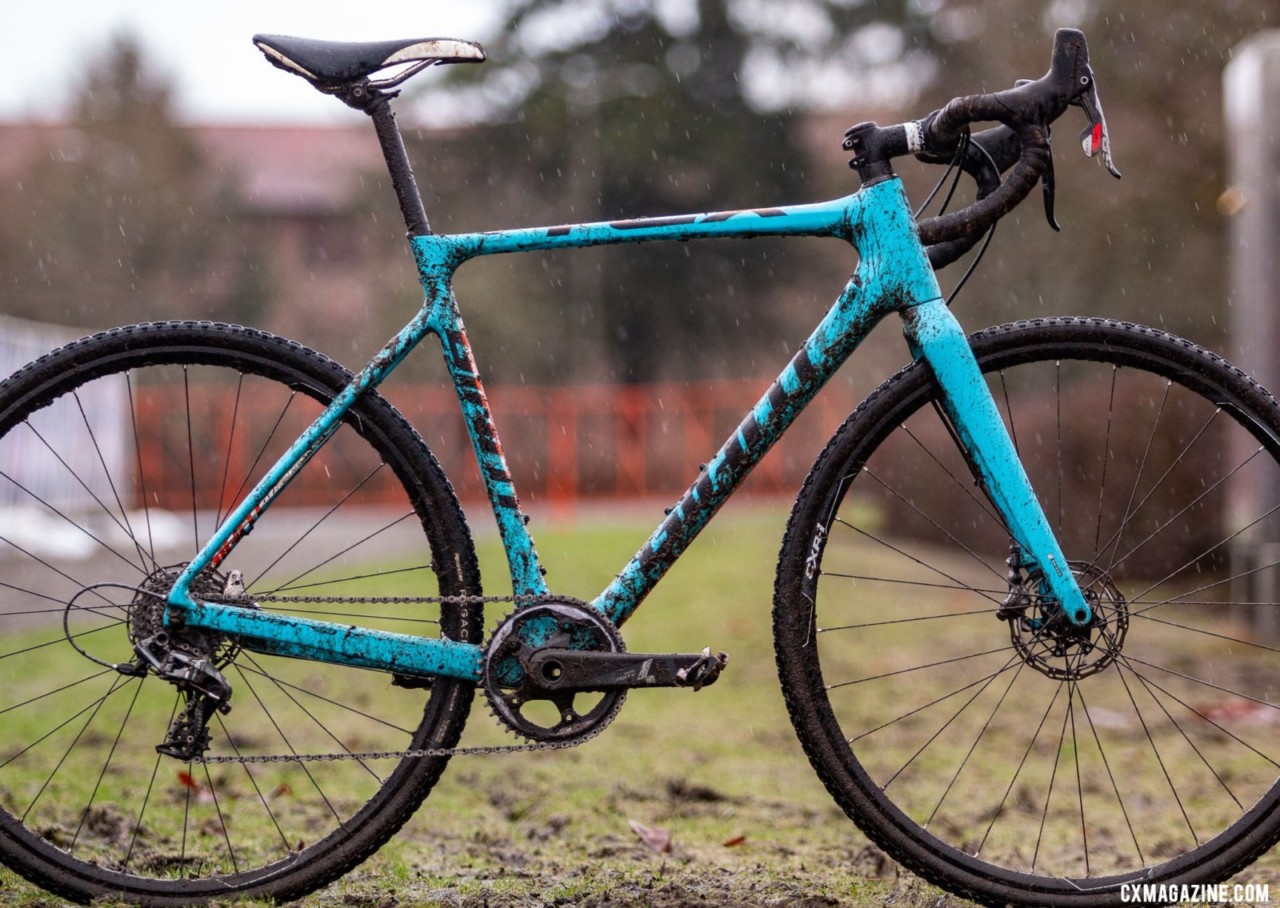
[3, 501, 1279, 907]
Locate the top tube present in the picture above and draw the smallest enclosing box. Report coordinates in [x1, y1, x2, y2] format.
[410, 195, 860, 275]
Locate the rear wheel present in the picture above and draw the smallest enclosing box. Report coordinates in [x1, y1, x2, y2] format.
[0, 321, 482, 905]
[775, 319, 1280, 904]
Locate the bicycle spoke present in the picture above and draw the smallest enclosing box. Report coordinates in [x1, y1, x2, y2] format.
[1131, 611, 1280, 654]
[1093, 366, 1118, 554]
[1031, 680, 1073, 871]
[1069, 684, 1088, 877]
[1122, 652, 1280, 714]
[202, 759, 240, 874]
[124, 695, 179, 872]
[1105, 439, 1258, 576]
[1124, 500, 1280, 607]
[1101, 379, 1170, 573]
[1116, 659, 1280, 770]
[820, 605, 998, 632]
[265, 562, 436, 596]
[70, 677, 144, 853]
[819, 571, 1007, 597]
[0, 622, 123, 663]
[1097, 405, 1223, 570]
[976, 682, 1063, 857]
[248, 461, 386, 589]
[126, 371, 158, 567]
[826, 644, 1014, 691]
[998, 369, 1021, 456]
[21, 674, 131, 820]
[215, 373, 246, 529]
[232, 665, 342, 822]
[0, 471, 144, 574]
[241, 654, 384, 783]
[1113, 660, 1198, 846]
[75, 389, 154, 573]
[25, 419, 153, 573]
[1076, 686, 1143, 864]
[263, 511, 417, 596]
[238, 661, 416, 736]
[213, 711, 294, 857]
[0, 580, 101, 610]
[923, 658, 1027, 825]
[835, 518, 1002, 606]
[883, 652, 1021, 791]
[862, 467, 1007, 585]
[185, 367, 200, 552]
[0, 668, 116, 717]
[224, 389, 299, 522]
[901, 424, 1001, 526]
[851, 657, 1023, 744]
[1124, 660, 1242, 809]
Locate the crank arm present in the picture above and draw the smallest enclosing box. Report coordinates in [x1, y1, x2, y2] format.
[527, 646, 728, 692]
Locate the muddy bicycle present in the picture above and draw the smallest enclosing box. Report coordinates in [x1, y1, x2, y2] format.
[1, 26, 1278, 907]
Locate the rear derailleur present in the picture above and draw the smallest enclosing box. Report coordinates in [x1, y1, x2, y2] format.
[127, 635, 234, 761]
[117, 568, 251, 761]
[482, 599, 728, 744]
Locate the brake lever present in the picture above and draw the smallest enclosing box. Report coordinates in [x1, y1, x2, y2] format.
[1041, 145, 1060, 231]
[1072, 66, 1121, 178]
[1011, 77, 1062, 232]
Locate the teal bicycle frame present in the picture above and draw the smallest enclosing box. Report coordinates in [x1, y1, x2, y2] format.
[164, 175, 1091, 684]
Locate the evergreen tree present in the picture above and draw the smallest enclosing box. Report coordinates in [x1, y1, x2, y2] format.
[0, 34, 247, 327]
[418, 0, 936, 383]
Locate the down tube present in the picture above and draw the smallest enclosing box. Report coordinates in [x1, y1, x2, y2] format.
[593, 276, 897, 627]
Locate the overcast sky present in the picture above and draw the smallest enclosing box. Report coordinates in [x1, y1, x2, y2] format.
[2, 1, 498, 123]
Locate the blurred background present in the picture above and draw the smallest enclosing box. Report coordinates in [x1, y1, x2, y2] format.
[0, 0, 1274, 507]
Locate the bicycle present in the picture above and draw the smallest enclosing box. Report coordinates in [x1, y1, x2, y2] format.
[0, 24, 1277, 907]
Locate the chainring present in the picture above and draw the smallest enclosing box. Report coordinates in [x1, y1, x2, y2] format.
[482, 599, 627, 743]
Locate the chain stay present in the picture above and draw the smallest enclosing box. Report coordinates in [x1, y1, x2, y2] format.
[197, 592, 591, 764]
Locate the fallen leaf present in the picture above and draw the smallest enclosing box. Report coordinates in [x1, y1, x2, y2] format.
[628, 819, 672, 854]
[1198, 699, 1278, 726]
[723, 835, 746, 847]
[176, 771, 216, 803]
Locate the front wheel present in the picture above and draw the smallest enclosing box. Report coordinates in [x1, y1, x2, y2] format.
[0, 322, 482, 905]
[774, 318, 1280, 905]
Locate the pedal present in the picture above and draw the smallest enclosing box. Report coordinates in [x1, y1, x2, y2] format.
[526, 646, 729, 692]
[675, 647, 728, 691]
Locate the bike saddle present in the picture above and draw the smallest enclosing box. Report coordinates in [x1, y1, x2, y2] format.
[253, 34, 485, 88]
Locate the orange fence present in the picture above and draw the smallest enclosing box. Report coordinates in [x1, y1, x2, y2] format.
[135, 376, 860, 512]
[383, 378, 855, 507]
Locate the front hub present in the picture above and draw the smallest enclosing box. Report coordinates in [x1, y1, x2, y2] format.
[1008, 561, 1128, 681]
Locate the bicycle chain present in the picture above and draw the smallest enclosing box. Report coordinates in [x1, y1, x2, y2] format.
[195, 592, 600, 765]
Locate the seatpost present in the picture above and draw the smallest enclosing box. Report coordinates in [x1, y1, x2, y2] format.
[352, 86, 431, 237]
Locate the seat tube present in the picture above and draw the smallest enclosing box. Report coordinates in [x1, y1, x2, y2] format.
[902, 299, 1092, 626]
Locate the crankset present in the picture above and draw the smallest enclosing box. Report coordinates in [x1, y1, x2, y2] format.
[482, 599, 728, 743]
